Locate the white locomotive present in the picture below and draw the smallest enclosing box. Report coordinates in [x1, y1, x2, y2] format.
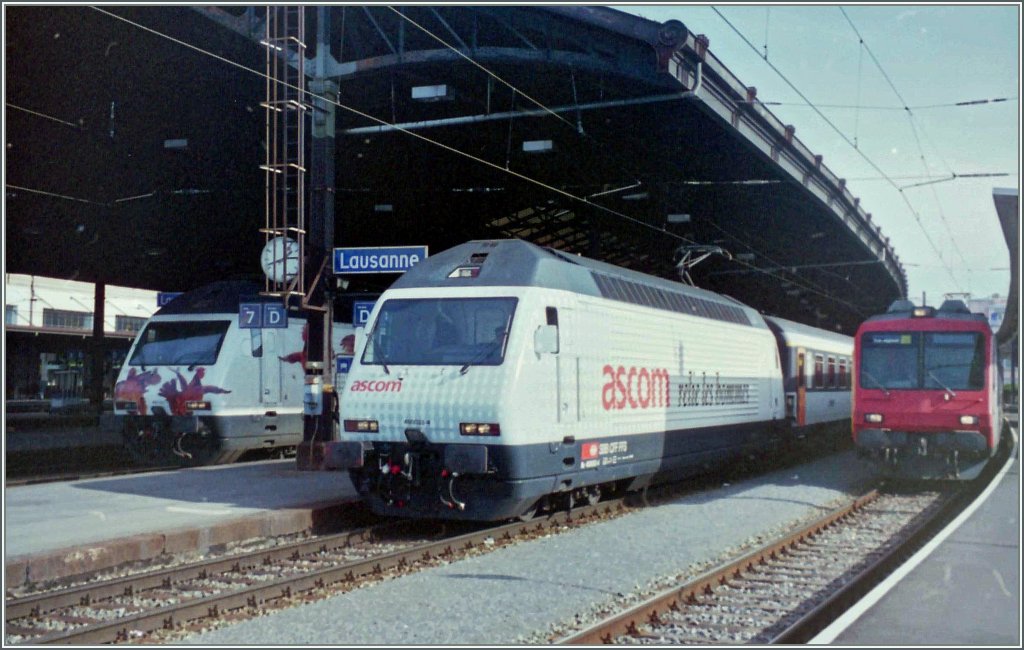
[109, 281, 355, 466]
[325, 240, 851, 520]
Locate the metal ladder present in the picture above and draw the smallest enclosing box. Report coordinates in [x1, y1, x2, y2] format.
[260, 5, 308, 304]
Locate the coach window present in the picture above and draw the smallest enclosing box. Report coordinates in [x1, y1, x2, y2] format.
[813, 354, 824, 388]
[838, 358, 848, 388]
[827, 356, 836, 388]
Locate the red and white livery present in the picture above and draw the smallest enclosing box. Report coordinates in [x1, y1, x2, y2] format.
[853, 299, 1004, 479]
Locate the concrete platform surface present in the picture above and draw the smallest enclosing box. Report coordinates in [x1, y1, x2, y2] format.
[823, 453, 1020, 646]
[4, 460, 358, 586]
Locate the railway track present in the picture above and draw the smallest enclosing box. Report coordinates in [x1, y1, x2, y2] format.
[4, 438, 855, 644]
[4, 497, 632, 644]
[4, 451, 794, 645]
[557, 483, 973, 644]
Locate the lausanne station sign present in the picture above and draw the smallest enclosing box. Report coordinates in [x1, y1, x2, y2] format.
[333, 245, 428, 275]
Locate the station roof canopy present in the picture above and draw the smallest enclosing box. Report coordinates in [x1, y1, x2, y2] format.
[5, 6, 907, 333]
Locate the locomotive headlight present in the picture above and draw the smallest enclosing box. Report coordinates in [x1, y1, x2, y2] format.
[865, 413, 884, 424]
[344, 419, 379, 433]
[460, 422, 501, 436]
[185, 400, 211, 411]
[959, 415, 978, 426]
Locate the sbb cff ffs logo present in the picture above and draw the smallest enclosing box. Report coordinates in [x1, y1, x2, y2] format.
[350, 379, 403, 393]
[601, 365, 670, 411]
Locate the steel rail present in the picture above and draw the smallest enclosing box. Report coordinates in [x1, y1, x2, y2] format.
[559, 489, 882, 645]
[4, 515, 395, 620]
[9, 442, 856, 644]
[13, 499, 628, 644]
[769, 478, 986, 643]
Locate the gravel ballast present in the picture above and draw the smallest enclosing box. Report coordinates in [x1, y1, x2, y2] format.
[185, 450, 876, 645]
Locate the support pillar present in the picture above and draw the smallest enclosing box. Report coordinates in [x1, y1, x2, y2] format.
[90, 282, 106, 414]
[299, 7, 338, 469]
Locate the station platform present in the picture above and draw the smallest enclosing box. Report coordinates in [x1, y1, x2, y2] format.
[814, 449, 1020, 645]
[4, 459, 359, 587]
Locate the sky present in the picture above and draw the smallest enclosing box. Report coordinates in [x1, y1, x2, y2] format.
[615, 3, 1020, 307]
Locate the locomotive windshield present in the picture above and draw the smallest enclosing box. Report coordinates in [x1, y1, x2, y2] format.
[859, 331, 985, 391]
[362, 297, 517, 366]
[128, 320, 231, 367]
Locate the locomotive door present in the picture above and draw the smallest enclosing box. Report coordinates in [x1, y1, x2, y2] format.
[261, 328, 281, 405]
[556, 307, 579, 424]
[795, 348, 806, 427]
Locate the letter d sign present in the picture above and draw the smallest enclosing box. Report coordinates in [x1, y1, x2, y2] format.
[263, 304, 288, 329]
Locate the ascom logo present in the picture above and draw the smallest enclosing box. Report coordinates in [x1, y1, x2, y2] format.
[350, 379, 403, 393]
[601, 365, 670, 410]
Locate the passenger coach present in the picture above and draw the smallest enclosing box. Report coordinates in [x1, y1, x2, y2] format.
[765, 316, 852, 437]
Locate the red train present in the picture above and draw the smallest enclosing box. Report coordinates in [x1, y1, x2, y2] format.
[853, 299, 1005, 479]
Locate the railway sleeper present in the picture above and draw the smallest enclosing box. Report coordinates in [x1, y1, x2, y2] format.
[752, 564, 857, 579]
[5, 623, 46, 638]
[664, 603, 780, 623]
[684, 597, 798, 614]
[716, 584, 818, 602]
[643, 619, 765, 641]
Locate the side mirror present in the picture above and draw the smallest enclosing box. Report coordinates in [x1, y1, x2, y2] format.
[534, 324, 559, 355]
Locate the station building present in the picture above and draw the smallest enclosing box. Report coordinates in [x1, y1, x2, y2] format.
[4, 274, 158, 407]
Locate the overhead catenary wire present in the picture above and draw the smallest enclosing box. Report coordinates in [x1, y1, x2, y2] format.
[88, 6, 870, 317]
[837, 7, 969, 269]
[711, 6, 962, 294]
[83, 9, 704, 248]
[386, 6, 579, 134]
[853, 34, 863, 148]
[713, 6, 954, 290]
[5, 183, 108, 206]
[762, 6, 770, 60]
[6, 103, 81, 129]
[899, 172, 1012, 190]
[757, 97, 1016, 111]
[702, 220, 880, 310]
[84, 9, 643, 229]
[389, 5, 668, 213]
[384, 6, 864, 311]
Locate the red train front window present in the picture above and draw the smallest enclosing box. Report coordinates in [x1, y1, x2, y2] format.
[924, 333, 985, 391]
[859, 331, 985, 391]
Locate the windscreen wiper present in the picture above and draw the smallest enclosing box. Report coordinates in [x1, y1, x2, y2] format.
[861, 370, 890, 396]
[459, 340, 503, 375]
[928, 370, 957, 399]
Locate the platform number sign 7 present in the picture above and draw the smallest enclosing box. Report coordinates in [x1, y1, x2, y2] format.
[239, 303, 262, 329]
